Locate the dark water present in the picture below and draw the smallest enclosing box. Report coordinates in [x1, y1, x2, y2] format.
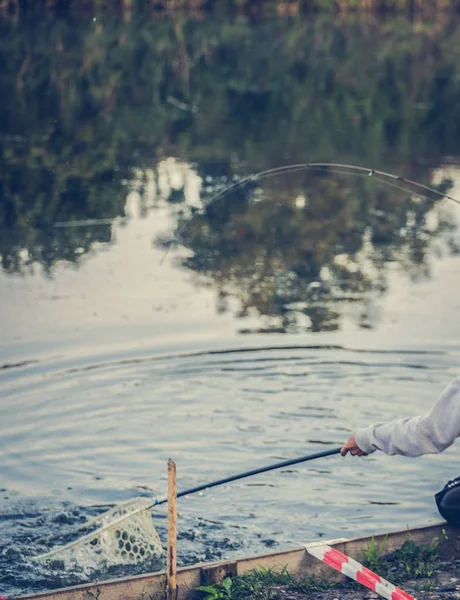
[2, 9, 460, 597]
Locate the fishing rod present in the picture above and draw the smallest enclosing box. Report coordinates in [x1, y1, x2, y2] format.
[160, 161, 460, 264]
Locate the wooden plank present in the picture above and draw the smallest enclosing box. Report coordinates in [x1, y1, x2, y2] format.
[331, 523, 459, 562]
[13, 522, 459, 600]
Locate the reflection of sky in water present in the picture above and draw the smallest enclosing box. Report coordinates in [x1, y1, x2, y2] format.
[1, 162, 460, 359]
[1, 163, 460, 594]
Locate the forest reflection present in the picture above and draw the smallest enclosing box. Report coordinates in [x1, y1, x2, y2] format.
[1, 12, 460, 331]
[156, 163, 457, 333]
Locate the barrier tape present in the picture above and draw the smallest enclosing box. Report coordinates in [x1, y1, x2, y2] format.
[306, 543, 416, 600]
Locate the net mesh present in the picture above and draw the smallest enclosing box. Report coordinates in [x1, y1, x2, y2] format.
[34, 498, 164, 571]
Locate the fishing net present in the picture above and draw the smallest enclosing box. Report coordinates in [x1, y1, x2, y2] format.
[32, 448, 344, 573]
[34, 498, 164, 571]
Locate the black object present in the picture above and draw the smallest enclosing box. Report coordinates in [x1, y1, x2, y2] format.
[435, 477, 460, 527]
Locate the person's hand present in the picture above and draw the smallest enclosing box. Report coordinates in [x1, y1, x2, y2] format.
[340, 433, 368, 457]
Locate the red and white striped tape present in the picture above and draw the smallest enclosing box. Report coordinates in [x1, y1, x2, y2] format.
[306, 543, 416, 600]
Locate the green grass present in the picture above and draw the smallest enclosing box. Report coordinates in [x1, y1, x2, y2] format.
[197, 565, 333, 600]
[196, 538, 441, 600]
[361, 536, 440, 583]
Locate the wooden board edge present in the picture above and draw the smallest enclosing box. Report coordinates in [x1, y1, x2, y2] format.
[11, 522, 460, 600]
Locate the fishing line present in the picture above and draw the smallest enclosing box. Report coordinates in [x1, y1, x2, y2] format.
[160, 162, 460, 264]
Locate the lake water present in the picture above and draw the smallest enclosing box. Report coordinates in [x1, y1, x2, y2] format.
[1, 9, 460, 596]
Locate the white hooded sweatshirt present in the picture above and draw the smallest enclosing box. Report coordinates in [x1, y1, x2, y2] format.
[354, 375, 460, 457]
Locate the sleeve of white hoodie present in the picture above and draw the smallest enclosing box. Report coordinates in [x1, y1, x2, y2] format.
[354, 375, 460, 457]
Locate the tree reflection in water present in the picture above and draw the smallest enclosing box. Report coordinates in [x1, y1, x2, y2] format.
[159, 165, 457, 333]
[2, 13, 460, 330]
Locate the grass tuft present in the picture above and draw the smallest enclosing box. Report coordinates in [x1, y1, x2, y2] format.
[198, 565, 335, 600]
[361, 536, 440, 584]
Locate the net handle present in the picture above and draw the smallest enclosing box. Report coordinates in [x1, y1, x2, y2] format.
[150, 447, 341, 509]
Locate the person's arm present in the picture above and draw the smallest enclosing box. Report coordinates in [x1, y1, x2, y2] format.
[341, 375, 460, 457]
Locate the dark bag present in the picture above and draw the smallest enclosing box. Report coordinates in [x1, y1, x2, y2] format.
[435, 477, 460, 527]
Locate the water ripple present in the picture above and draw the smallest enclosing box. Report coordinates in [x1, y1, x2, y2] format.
[0, 343, 458, 595]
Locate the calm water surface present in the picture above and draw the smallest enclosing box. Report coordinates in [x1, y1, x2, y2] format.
[1, 10, 460, 596]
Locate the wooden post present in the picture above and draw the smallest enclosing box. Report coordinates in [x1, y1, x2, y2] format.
[167, 459, 177, 600]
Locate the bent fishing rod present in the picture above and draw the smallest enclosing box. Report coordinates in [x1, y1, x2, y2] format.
[160, 161, 460, 264]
